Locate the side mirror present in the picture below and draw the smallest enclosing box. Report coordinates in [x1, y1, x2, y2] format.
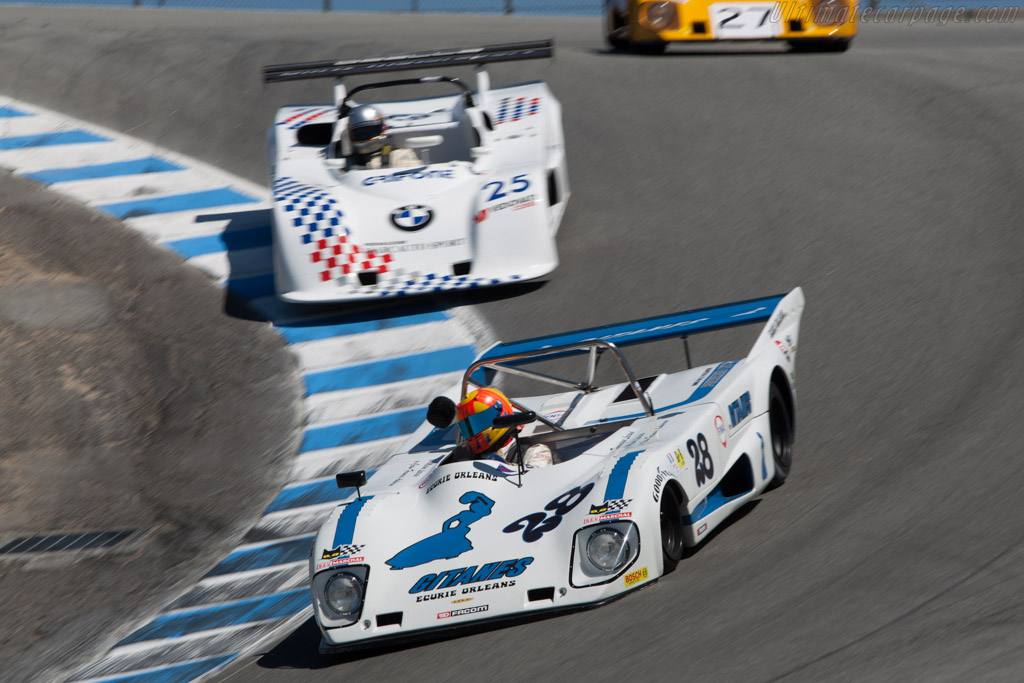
[492, 411, 537, 429]
[336, 470, 367, 490]
[427, 396, 457, 429]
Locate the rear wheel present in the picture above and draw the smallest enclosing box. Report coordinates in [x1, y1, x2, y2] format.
[660, 484, 684, 573]
[767, 381, 795, 488]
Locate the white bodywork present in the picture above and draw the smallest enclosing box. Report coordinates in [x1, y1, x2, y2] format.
[310, 289, 804, 650]
[267, 80, 568, 303]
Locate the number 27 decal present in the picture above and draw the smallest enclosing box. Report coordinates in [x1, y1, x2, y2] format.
[484, 174, 530, 202]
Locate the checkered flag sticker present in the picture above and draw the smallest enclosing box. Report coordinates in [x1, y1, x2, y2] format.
[589, 499, 632, 515]
[321, 543, 365, 560]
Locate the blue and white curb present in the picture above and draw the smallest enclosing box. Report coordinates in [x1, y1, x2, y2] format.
[0, 97, 493, 683]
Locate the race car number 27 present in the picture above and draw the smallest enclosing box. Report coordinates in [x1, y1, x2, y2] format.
[688, 433, 715, 487]
[503, 483, 594, 542]
[484, 174, 530, 202]
[708, 2, 780, 39]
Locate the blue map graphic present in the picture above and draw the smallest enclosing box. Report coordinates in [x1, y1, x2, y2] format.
[387, 491, 494, 570]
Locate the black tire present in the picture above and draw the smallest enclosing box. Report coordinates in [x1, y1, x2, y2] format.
[767, 381, 795, 488]
[632, 42, 668, 55]
[787, 38, 851, 53]
[605, 5, 631, 51]
[659, 484, 684, 574]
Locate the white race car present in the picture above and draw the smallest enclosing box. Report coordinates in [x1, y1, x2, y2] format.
[310, 288, 804, 652]
[263, 41, 568, 303]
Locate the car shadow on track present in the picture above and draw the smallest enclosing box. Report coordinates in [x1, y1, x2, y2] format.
[199, 203, 549, 326]
[591, 46, 794, 57]
[681, 499, 761, 560]
[256, 606, 574, 671]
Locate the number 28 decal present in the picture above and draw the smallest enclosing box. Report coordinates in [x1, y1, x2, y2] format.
[688, 433, 715, 487]
[484, 174, 530, 202]
[503, 483, 594, 542]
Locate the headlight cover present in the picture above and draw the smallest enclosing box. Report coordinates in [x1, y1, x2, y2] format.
[640, 2, 680, 32]
[571, 520, 641, 587]
[812, 0, 850, 26]
[312, 564, 369, 626]
[587, 527, 630, 572]
[325, 572, 364, 616]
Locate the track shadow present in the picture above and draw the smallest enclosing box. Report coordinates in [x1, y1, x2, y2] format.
[194, 202, 550, 326]
[591, 46, 793, 58]
[681, 499, 762, 560]
[257, 605, 580, 671]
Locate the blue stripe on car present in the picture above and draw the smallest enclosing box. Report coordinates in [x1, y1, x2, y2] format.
[332, 495, 373, 548]
[604, 450, 643, 501]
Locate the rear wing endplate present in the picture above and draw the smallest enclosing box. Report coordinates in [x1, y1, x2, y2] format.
[263, 40, 553, 83]
[477, 292, 790, 365]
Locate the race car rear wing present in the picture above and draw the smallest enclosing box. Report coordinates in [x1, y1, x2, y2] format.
[477, 291, 793, 364]
[262, 40, 553, 83]
[263, 40, 552, 108]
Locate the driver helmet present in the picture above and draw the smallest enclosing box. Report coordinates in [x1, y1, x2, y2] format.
[347, 104, 386, 156]
[456, 387, 514, 455]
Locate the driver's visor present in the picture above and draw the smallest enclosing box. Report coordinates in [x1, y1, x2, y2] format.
[457, 405, 503, 440]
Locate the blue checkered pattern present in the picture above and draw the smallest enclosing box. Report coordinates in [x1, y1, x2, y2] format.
[273, 177, 346, 246]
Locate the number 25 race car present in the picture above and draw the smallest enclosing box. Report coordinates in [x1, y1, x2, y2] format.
[263, 41, 569, 303]
[310, 288, 804, 652]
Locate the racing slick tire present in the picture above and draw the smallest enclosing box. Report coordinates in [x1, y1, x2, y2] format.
[787, 38, 852, 53]
[767, 380, 795, 488]
[605, 8, 631, 50]
[660, 484, 685, 573]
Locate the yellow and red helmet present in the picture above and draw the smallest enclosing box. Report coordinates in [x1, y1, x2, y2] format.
[456, 387, 514, 454]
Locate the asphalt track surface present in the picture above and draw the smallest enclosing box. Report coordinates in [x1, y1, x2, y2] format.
[2, 8, 1023, 682]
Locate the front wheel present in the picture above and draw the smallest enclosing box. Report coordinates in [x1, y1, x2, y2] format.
[660, 485, 684, 574]
[767, 381, 795, 488]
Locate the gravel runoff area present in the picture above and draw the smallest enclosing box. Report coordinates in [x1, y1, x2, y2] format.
[0, 170, 301, 683]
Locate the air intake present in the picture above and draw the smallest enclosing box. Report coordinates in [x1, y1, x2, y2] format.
[376, 612, 403, 627]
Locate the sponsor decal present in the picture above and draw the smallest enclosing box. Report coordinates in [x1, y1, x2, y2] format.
[775, 339, 790, 359]
[588, 499, 631, 515]
[767, 310, 787, 337]
[317, 543, 366, 571]
[691, 367, 713, 387]
[503, 484, 595, 543]
[452, 597, 473, 604]
[673, 448, 686, 470]
[728, 392, 752, 428]
[390, 205, 433, 231]
[425, 470, 498, 495]
[363, 169, 455, 186]
[367, 238, 467, 254]
[316, 556, 365, 571]
[387, 491, 494, 570]
[652, 468, 674, 503]
[410, 557, 534, 594]
[489, 194, 537, 213]
[583, 511, 633, 524]
[321, 544, 365, 560]
[604, 318, 709, 342]
[714, 415, 728, 446]
[437, 605, 489, 620]
[624, 566, 649, 588]
[387, 113, 430, 122]
[697, 523, 707, 536]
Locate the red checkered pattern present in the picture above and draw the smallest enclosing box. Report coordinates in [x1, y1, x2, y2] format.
[309, 234, 395, 283]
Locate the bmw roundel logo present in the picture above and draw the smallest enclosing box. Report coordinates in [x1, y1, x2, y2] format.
[390, 205, 433, 231]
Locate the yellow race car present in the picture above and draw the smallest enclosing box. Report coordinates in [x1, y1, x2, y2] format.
[605, 0, 857, 53]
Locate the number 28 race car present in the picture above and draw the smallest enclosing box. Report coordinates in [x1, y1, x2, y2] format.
[605, 0, 858, 52]
[263, 41, 569, 303]
[310, 288, 805, 652]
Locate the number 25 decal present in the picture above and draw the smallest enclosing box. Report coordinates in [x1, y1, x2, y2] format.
[484, 174, 530, 202]
[687, 433, 715, 487]
[503, 483, 594, 542]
